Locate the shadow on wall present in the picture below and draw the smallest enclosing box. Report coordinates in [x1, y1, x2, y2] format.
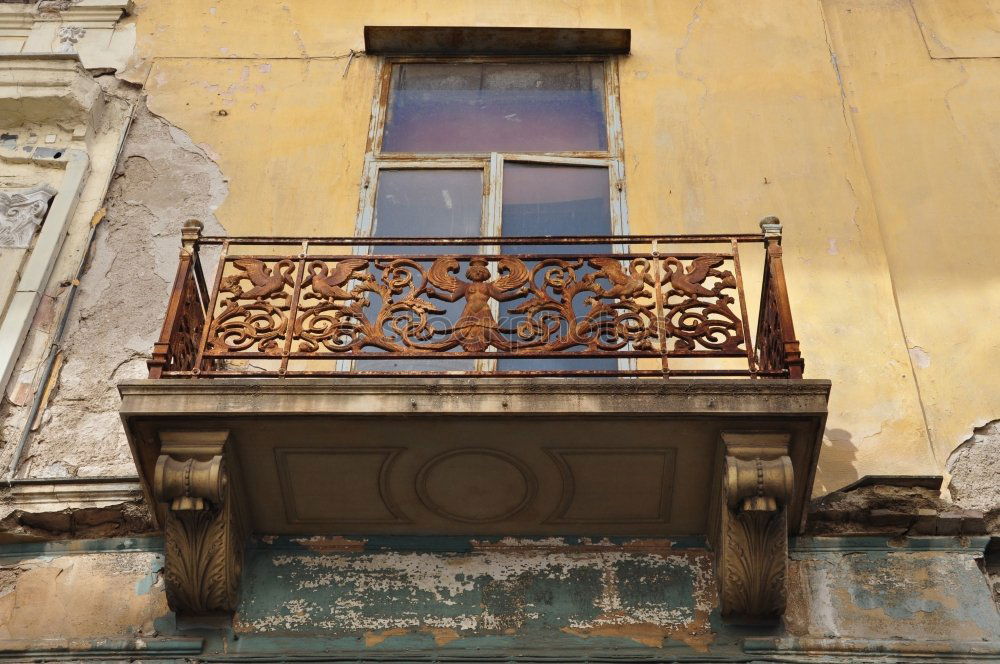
[813, 428, 859, 496]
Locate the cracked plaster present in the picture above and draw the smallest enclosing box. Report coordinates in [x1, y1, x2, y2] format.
[948, 420, 1000, 527]
[0, 102, 227, 480]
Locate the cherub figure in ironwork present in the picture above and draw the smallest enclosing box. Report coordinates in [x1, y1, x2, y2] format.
[426, 256, 529, 353]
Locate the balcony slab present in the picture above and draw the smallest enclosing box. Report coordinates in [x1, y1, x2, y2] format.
[119, 377, 829, 537]
[119, 377, 829, 619]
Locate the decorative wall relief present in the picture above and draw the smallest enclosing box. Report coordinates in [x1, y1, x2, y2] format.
[712, 432, 794, 622]
[0, 185, 57, 249]
[153, 431, 248, 615]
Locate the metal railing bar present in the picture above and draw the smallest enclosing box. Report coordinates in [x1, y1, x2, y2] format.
[197, 233, 767, 246]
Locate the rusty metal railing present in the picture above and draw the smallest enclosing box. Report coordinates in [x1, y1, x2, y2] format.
[148, 218, 804, 379]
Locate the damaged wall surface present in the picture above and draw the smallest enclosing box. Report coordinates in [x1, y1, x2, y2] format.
[2, 0, 996, 509]
[1, 535, 998, 661]
[1, 104, 227, 480]
[0, 0, 999, 661]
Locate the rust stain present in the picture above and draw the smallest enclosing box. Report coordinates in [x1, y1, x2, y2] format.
[365, 626, 460, 647]
[293, 535, 367, 552]
[469, 537, 678, 553]
[561, 616, 714, 652]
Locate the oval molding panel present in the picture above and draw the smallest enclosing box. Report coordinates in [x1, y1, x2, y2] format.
[416, 448, 537, 523]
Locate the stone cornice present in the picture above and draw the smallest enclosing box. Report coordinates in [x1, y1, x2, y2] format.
[119, 377, 833, 417]
[0, 54, 102, 127]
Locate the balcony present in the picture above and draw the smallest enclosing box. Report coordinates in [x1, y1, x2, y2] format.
[144, 220, 803, 379]
[119, 218, 830, 621]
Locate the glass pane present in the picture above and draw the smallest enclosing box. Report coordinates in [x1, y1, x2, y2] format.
[374, 169, 482, 243]
[383, 62, 607, 153]
[498, 164, 615, 372]
[360, 169, 483, 372]
[501, 164, 611, 242]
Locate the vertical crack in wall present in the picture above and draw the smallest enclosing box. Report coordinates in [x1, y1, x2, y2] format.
[0, 102, 228, 479]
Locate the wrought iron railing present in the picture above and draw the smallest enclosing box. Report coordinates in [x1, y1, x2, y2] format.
[148, 218, 803, 379]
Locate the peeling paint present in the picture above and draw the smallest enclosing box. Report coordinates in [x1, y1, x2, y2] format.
[235, 543, 716, 650]
[0, 102, 228, 481]
[908, 346, 932, 369]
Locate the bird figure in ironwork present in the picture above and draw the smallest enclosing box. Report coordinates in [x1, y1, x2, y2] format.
[309, 258, 368, 302]
[222, 258, 293, 300]
[662, 256, 733, 297]
[584, 257, 647, 301]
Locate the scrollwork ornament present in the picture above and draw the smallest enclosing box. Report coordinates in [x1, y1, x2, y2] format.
[0, 185, 57, 248]
[202, 250, 751, 365]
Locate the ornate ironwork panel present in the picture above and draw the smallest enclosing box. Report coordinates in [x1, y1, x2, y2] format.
[150, 228, 804, 379]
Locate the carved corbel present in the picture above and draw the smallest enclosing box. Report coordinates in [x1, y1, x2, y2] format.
[153, 431, 247, 615]
[710, 433, 794, 622]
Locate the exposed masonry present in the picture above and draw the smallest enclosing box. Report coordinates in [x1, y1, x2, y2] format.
[948, 420, 1000, 530]
[0, 100, 228, 483]
[807, 480, 986, 537]
[0, 499, 152, 540]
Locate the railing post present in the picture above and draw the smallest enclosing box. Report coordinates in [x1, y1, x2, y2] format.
[148, 220, 203, 378]
[759, 217, 804, 379]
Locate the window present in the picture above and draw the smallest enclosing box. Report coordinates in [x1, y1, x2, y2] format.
[356, 58, 628, 372]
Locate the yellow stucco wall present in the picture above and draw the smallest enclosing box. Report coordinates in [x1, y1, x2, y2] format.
[824, 0, 1000, 473]
[120, 0, 1000, 494]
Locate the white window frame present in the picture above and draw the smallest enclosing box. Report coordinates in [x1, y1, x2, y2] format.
[353, 56, 631, 373]
[356, 56, 629, 238]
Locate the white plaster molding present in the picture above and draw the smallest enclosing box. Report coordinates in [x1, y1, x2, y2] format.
[0, 54, 103, 129]
[59, 1, 133, 30]
[0, 7, 34, 45]
[0, 185, 58, 249]
[0, 2, 131, 67]
[6, 479, 142, 514]
[0, 150, 89, 394]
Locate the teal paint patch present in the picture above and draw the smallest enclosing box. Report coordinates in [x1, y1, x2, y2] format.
[135, 570, 158, 595]
[789, 547, 1000, 642]
[233, 545, 719, 652]
[791, 536, 989, 556]
[843, 554, 944, 619]
[134, 552, 165, 596]
[134, 572, 156, 595]
[0, 535, 163, 562]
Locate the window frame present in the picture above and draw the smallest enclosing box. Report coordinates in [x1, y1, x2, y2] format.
[353, 56, 631, 373]
[355, 55, 629, 240]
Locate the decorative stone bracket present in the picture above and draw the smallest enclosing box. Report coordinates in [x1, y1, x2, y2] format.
[710, 432, 794, 622]
[153, 431, 247, 615]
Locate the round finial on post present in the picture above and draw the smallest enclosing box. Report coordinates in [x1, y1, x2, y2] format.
[759, 216, 782, 239]
[181, 219, 204, 251]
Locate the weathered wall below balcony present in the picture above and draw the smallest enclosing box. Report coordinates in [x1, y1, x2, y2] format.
[0, 539, 168, 643]
[109, 0, 1000, 496]
[0, 536, 997, 660]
